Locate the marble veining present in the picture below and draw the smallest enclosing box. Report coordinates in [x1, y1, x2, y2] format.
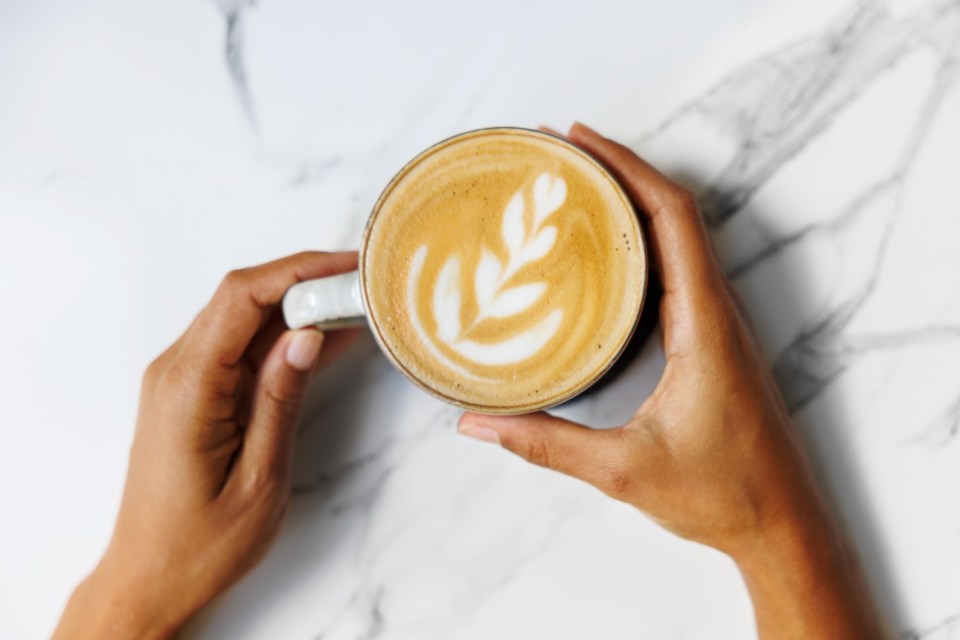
[644, 0, 960, 421]
[905, 612, 960, 640]
[215, 0, 259, 130]
[2, 0, 959, 638]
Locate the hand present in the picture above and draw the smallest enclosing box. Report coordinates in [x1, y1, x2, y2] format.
[54, 252, 360, 640]
[457, 124, 884, 638]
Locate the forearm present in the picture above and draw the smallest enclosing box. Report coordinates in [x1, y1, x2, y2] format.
[732, 506, 885, 639]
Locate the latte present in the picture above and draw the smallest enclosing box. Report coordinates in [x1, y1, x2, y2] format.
[361, 128, 646, 413]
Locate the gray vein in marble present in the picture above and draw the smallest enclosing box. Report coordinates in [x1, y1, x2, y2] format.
[353, 585, 386, 640]
[726, 175, 899, 280]
[214, 0, 259, 130]
[643, 0, 959, 227]
[302, 397, 592, 639]
[778, 320, 960, 413]
[840, 325, 960, 354]
[312, 584, 385, 640]
[366, 587, 386, 640]
[292, 447, 390, 496]
[771, 41, 960, 411]
[294, 422, 406, 519]
[942, 394, 960, 444]
[909, 393, 960, 448]
[770, 175, 901, 412]
[289, 156, 344, 188]
[350, 408, 458, 562]
[904, 612, 960, 640]
[648, 0, 960, 413]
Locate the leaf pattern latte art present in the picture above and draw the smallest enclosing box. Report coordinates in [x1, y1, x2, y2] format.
[409, 172, 567, 368]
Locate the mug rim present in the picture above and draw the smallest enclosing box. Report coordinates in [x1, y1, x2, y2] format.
[358, 126, 648, 414]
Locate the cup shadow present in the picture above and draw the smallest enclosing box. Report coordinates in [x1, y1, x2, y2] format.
[670, 168, 909, 632]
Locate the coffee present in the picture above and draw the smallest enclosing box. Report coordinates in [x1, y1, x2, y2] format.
[361, 128, 646, 413]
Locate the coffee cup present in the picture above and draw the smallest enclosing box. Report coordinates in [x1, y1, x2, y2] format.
[283, 127, 647, 414]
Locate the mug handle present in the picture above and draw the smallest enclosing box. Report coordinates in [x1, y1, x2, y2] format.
[283, 271, 366, 330]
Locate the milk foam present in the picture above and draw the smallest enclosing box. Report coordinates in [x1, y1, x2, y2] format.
[411, 172, 567, 366]
[363, 129, 646, 412]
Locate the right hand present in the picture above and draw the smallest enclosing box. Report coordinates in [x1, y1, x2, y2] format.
[459, 122, 822, 552]
[457, 123, 884, 638]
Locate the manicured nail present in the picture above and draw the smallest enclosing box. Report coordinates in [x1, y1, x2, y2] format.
[286, 330, 324, 371]
[457, 421, 501, 445]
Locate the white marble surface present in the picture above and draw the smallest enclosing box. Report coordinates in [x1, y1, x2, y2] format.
[2, 0, 959, 637]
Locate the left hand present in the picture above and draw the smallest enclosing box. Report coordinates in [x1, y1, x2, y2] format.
[53, 251, 360, 640]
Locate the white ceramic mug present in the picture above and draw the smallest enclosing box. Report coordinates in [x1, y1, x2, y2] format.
[282, 127, 647, 413]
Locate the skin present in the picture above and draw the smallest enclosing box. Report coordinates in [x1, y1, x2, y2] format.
[54, 124, 884, 639]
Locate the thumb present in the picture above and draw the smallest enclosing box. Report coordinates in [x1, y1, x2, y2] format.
[240, 329, 324, 482]
[458, 411, 627, 495]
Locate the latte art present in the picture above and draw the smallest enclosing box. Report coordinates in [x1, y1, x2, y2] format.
[362, 129, 646, 413]
[416, 172, 567, 367]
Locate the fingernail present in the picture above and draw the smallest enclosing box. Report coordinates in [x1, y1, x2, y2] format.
[286, 330, 324, 371]
[457, 421, 501, 445]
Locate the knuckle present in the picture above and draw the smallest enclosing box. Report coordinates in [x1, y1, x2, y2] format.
[241, 465, 289, 508]
[261, 385, 302, 422]
[610, 139, 638, 161]
[519, 436, 553, 470]
[220, 268, 250, 292]
[595, 434, 642, 499]
[158, 360, 192, 391]
[599, 458, 635, 499]
[670, 186, 698, 212]
[243, 467, 285, 502]
[142, 356, 166, 386]
[604, 470, 634, 500]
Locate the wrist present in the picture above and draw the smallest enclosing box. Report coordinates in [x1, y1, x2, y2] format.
[727, 486, 839, 566]
[727, 498, 885, 638]
[730, 504, 841, 583]
[54, 557, 180, 640]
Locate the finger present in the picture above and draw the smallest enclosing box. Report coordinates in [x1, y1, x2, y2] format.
[187, 251, 358, 373]
[248, 316, 365, 372]
[566, 122, 723, 299]
[236, 329, 325, 487]
[458, 411, 628, 497]
[538, 124, 565, 137]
